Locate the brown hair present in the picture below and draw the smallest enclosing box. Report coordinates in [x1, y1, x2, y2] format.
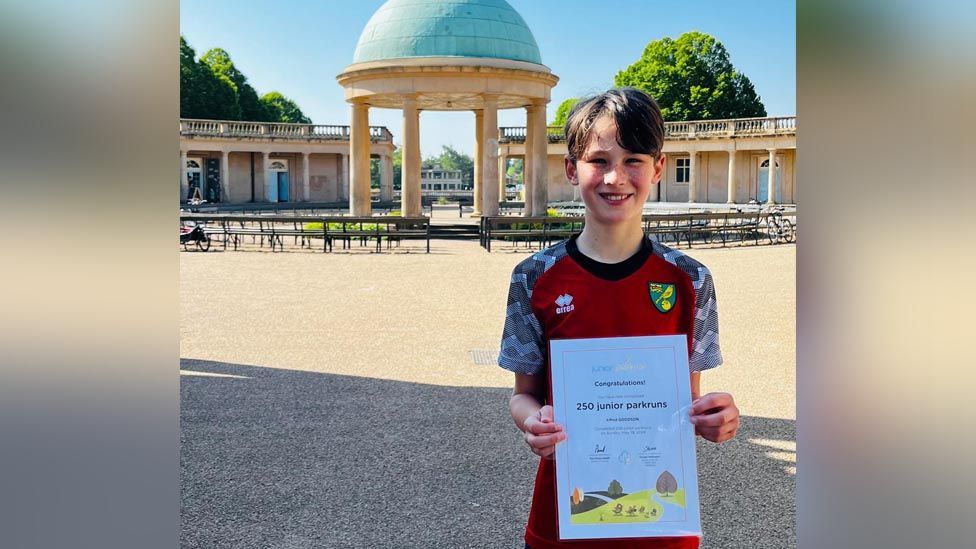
[564, 88, 664, 162]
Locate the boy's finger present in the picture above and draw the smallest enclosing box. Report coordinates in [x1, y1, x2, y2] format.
[540, 405, 555, 422]
[527, 420, 563, 435]
[690, 392, 733, 414]
[691, 407, 736, 427]
[527, 432, 565, 448]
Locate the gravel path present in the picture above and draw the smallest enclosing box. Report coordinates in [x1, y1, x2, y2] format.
[181, 240, 795, 548]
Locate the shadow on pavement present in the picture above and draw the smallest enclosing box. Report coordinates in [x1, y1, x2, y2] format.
[181, 359, 794, 549]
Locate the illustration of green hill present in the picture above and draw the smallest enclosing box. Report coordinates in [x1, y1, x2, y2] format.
[669, 488, 686, 508]
[570, 490, 663, 524]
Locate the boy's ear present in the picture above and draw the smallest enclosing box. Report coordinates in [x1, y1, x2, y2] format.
[565, 154, 578, 186]
[652, 153, 666, 184]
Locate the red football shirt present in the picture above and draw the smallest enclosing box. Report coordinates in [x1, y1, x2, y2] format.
[499, 235, 722, 549]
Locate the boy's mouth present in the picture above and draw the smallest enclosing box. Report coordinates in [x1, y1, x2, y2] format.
[599, 192, 633, 205]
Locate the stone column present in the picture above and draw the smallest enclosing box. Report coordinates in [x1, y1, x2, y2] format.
[727, 150, 737, 204]
[349, 100, 372, 215]
[380, 154, 393, 201]
[481, 95, 500, 216]
[401, 95, 422, 216]
[340, 153, 349, 202]
[529, 100, 548, 216]
[302, 152, 311, 202]
[220, 150, 230, 203]
[472, 109, 484, 216]
[766, 148, 777, 205]
[523, 109, 535, 216]
[262, 151, 272, 202]
[180, 150, 188, 201]
[498, 154, 507, 203]
[688, 150, 698, 203]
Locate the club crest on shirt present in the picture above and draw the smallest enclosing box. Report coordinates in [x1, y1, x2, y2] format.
[647, 282, 676, 313]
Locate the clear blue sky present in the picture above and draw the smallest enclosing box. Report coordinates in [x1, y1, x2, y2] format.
[180, 0, 795, 157]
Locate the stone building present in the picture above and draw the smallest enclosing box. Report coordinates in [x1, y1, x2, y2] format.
[179, 121, 395, 204]
[180, 0, 795, 208]
[498, 117, 797, 205]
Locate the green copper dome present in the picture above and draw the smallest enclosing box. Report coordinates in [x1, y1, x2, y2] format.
[353, 0, 542, 65]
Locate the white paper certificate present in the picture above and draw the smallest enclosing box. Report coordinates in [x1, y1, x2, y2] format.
[550, 335, 701, 540]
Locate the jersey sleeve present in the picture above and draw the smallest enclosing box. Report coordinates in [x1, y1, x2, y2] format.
[498, 266, 545, 375]
[690, 266, 723, 372]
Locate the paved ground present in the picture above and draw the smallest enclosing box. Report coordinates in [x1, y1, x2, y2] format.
[181, 238, 795, 548]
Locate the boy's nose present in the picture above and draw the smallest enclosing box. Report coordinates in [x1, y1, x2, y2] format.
[604, 165, 625, 186]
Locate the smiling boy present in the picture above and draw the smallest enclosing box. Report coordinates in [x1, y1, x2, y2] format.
[498, 88, 740, 549]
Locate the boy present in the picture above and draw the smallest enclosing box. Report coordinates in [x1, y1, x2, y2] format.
[498, 88, 740, 549]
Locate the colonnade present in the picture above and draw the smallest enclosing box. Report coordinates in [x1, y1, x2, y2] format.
[684, 147, 780, 205]
[346, 96, 552, 217]
[179, 147, 393, 204]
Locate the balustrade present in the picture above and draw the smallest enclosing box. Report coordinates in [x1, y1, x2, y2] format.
[500, 116, 796, 143]
[180, 119, 393, 142]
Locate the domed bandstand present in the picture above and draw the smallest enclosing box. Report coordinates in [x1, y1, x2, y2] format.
[336, 0, 558, 217]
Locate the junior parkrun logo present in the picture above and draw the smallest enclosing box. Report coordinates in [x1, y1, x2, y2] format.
[648, 282, 676, 313]
[591, 357, 647, 374]
[555, 293, 575, 314]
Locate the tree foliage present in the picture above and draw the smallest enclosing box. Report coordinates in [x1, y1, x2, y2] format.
[180, 36, 311, 123]
[200, 48, 268, 121]
[180, 37, 238, 120]
[614, 31, 766, 121]
[260, 91, 312, 124]
[421, 145, 474, 188]
[608, 479, 624, 497]
[392, 149, 402, 190]
[552, 97, 579, 126]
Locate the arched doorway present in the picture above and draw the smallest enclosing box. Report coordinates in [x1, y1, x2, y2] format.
[757, 157, 782, 203]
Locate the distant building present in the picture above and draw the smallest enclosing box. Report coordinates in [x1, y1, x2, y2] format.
[421, 167, 464, 192]
[179, 120, 395, 204]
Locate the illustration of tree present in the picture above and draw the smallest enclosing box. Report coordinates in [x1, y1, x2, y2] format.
[608, 479, 623, 497]
[571, 487, 583, 505]
[656, 471, 678, 496]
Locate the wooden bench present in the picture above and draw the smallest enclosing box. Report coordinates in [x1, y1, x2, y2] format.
[180, 214, 430, 253]
[482, 215, 585, 252]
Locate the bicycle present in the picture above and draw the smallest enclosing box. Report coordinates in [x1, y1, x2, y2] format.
[762, 205, 795, 244]
[180, 222, 212, 252]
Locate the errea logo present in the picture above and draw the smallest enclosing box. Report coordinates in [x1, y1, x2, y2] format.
[555, 294, 575, 314]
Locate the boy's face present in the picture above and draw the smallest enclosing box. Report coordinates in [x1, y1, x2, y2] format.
[565, 115, 665, 229]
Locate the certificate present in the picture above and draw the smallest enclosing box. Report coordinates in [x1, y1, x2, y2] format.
[550, 335, 701, 540]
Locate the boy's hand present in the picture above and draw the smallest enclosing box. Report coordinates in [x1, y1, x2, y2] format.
[522, 405, 566, 460]
[689, 392, 739, 443]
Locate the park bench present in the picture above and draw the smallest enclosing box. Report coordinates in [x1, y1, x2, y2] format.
[179, 214, 430, 253]
[481, 215, 585, 252]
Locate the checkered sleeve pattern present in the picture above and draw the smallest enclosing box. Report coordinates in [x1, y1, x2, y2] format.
[498, 243, 568, 375]
[651, 241, 723, 372]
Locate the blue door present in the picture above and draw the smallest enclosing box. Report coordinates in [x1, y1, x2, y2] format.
[277, 172, 290, 202]
[757, 158, 782, 203]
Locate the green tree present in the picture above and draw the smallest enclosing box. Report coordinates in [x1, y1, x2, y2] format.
[370, 157, 380, 189]
[614, 31, 765, 121]
[435, 145, 473, 188]
[180, 36, 238, 120]
[200, 48, 268, 121]
[608, 479, 623, 497]
[551, 97, 579, 126]
[421, 146, 474, 189]
[260, 91, 312, 124]
[392, 148, 402, 190]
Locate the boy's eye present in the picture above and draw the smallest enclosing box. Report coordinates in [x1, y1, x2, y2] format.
[626, 157, 644, 164]
[587, 158, 607, 165]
